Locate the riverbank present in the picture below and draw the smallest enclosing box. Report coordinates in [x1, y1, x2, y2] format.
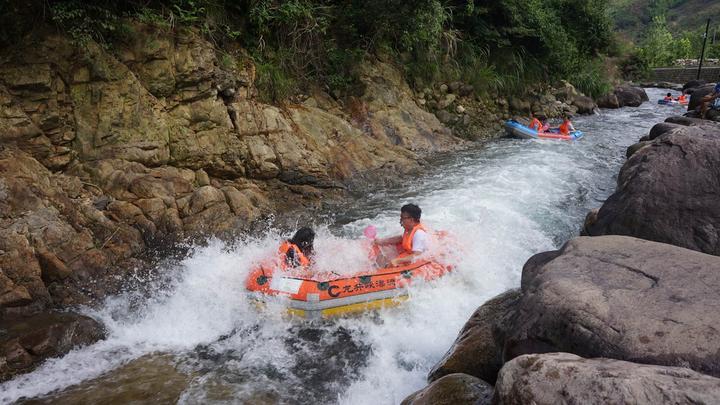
[406, 111, 720, 403]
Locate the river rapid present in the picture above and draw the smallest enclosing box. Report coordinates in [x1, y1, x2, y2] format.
[2, 88, 680, 404]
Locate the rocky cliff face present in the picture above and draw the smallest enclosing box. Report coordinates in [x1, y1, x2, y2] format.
[0, 24, 465, 317]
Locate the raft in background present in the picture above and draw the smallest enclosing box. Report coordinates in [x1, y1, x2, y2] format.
[657, 99, 688, 106]
[504, 119, 584, 141]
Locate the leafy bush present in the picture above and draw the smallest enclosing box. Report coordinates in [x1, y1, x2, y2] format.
[50, 1, 128, 46]
[3, 0, 618, 101]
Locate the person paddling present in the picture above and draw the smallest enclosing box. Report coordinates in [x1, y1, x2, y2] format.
[374, 204, 429, 267]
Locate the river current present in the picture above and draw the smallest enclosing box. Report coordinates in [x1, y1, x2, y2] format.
[2, 88, 680, 404]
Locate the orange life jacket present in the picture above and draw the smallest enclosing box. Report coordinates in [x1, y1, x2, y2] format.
[678, 95, 687, 102]
[278, 241, 310, 268]
[398, 223, 427, 257]
[559, 120, 572, 135]
[529, 118, 542, 131]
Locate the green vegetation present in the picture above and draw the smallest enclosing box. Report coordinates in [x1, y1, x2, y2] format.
[610, 0, 720, 79]
[0, 0, 616, 100]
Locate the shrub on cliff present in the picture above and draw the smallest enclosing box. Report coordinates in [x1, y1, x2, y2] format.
[1, 0, 616, 100]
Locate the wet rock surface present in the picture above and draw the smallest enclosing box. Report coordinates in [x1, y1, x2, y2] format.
[428, 289, 521, 383]
[418, 235, 720, 403]
[505, 236, 720, 376]
[0, 312, 105, 382]
[585, 117, 720, 255]
[495, 353, 720, 405]
[402, 373, 493, 405]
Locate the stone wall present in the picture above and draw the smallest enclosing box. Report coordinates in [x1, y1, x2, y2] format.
[650, 67, 720, 83]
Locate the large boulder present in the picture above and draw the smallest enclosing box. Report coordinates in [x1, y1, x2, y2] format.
[585, 121, 720, 255]
[687, 83, 716, 112]
[596, 85, 648, 108]
[571, 95, 597, 115]
[504, 236, 720, 377]
[428, 289, 521, 383]
[683, 79, 706, 92]
[401, 373, 493, 405]
[0, 312, 105, 382]
[495, 353, 720, 405]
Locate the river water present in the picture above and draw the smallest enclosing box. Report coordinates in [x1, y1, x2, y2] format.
[2, 89, 679, 404]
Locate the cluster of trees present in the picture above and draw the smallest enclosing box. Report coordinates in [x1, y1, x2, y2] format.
[0, 0, 615, 99]
[611, 0, 720, 79]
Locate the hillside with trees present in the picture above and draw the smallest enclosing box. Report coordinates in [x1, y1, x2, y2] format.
[0, 0, 615, 98]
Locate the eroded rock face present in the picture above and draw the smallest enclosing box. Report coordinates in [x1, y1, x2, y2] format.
[505, 236, 720, 377]
[401, 373, 493, 405]
[354, 61, 461, 152]
[0, 312, 105, 382]
[585, 120, 720, 255]
[428, 289, 521, 383]
[495, 353, 720, 405]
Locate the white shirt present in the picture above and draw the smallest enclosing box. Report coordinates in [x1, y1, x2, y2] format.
[411, 229, 429, 253]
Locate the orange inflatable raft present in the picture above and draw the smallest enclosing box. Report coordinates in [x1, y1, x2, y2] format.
[246, 236, 455, 318]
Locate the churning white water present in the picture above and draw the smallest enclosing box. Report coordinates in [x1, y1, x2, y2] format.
[1, 89, 679, 404]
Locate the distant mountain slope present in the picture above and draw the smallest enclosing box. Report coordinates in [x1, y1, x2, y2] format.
[610, 0, 720, 40]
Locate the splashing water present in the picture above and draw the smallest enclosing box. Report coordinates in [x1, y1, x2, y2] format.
[1, 89, 678, 404]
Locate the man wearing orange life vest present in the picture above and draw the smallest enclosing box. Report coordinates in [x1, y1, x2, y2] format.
[374, 204, 429, 267]
[278, 227, 314, 269]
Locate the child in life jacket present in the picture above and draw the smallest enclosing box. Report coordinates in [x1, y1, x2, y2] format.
[279, 227, 315, 269]
[558, 114, 576, 135]
[528, 112, 543, 131]
[664, 92, 673, 101]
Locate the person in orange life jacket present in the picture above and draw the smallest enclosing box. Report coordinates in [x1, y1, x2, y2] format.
[558, 114, 576, 135]
[373, 204, 429, 267]
[664, 92, 673, 101]
[528, 111, 543, 131]
[279, 227, 314, 268]
[677, 94, 687, 102]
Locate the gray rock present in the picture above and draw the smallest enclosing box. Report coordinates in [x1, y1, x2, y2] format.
[572, 95, 597, 115]
[597, 85, 648, 108]
[1, 312, 105, 382]
[428, 289, 521, 383]
[688, 83, 715, 111]
[585, 123, 720, 255]
[458, 84, 474, 97]
[402, 373, 493, 405]
[496, 353, 720, 405]
[438, 94, 457, 109]
[596, 93, 620, 109]
[435, 110, 456, 124]
[504, 236, 720, 377]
